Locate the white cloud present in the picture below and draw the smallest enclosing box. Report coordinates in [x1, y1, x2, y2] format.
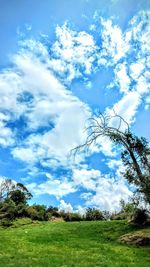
[73, 168, 101, 190]
[85, 176, 132, 212]
[0, 122, 14, 147]
[111, 91, 141, 125]
[58, 200, 73, 213]
[114, 62, 130, 94]
[72, 165, 133, 212]
[98, 18, 130, 65]
[75, 205, 86, 216]
[128, 11, 150, 57]
[51, 23, 98, 81]
[12, 147, 37, 164]
[27, 177, 76, 200]
[0, 49, 90, 167]
[106, 159, 122, 170]
[0, 71, 27, 121]
[130, 61, 145, 80]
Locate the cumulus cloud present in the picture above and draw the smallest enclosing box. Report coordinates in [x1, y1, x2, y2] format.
[51, 23, 98, 82]
[59, 200, 73, 213]
[84, 176, 132, 212]
[73, 168, 101, 190]
[114, 62, 131, 94]
[0, 48, 90, 169]
[0, 113, 14, 146]
[27, 177, 75, 200]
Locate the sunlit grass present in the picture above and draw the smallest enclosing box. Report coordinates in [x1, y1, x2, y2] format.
[0, 220, 149, 266]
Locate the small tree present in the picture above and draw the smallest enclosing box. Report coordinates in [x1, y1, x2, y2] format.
[0, 179, 33, 222]
[9, 190, 27, 205]
[0, 179, 32, 204]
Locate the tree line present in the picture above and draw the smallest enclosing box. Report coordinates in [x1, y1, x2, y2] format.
[0, 178, 109, 225]
[0, 178, 149, 227]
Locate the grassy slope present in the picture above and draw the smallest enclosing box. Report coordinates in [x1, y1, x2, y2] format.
[0, 220, 149, 267]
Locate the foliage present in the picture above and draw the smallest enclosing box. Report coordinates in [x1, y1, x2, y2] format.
[46, 206, 60, 217]
[0, 199, 16, 220]
[0, 179, 32, 204]
[60, 211, 82, 222]
[120, 134, 150, 204]
[0, 179, 33, 222]
[111, 212, 130, 221]
[0, 218, 13, 227]
[9, 190, 27, 205]
[31, 205, 48, 221]
[12, 217, 33, 227]
[25, 205, 47, 221]
[131, 209, 150, 226]
[85, 208, 105, 221]
[120, 199, 136, 214]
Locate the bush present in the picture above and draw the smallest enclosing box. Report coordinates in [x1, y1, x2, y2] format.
[110, 212, 129, 220]
[46, 206, 60, 217]
[0, 199, 16, 220]
[26, 205, 48, 221]
[85, 208, 104, 221]
[132, 209, 149, 226]
[0, 218, 13, 227]
[26, 206, 40, 220]
[16, 203, 28, 218]
[60, 212, 82, 222]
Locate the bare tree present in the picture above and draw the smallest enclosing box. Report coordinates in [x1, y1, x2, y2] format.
[0, 179, 15, 202]
[72, 112, 150, 204]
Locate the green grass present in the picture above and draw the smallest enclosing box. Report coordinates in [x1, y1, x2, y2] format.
[0, 220, 149, 267]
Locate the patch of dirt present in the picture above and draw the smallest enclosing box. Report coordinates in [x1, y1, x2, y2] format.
[119, 230, 150, 246]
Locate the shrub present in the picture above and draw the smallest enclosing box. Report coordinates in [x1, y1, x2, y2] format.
[26, 205, 48, 221]
[0, 218, 13, 227]
[16, 203, 28, 218]
[132, 209, 149, 226]
[60, 212, 82, 222]
[0, 199, 16, 220]
[85, 208, 104, 221]
[46, 206, 60, 217]
[110, 212, 129, 220]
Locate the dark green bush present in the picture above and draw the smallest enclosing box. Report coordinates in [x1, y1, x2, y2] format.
[0, 218, 13, 227]
[132, 209, 149, 226]
[85, 208, 104, 221]
[111, 212, 131, 220]
[46, 206, 60, 217]
[26, 205, 48, 221]
[0, 199, 16, 220]
[60, 212, 82, 222]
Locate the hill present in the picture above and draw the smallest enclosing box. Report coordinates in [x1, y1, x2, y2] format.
[0, 220, 149, 266]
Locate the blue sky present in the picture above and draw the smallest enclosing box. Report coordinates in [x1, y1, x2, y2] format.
[0, 0, 149, 212]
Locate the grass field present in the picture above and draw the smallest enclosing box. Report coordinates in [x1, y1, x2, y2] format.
[0, 219, 149, 267]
